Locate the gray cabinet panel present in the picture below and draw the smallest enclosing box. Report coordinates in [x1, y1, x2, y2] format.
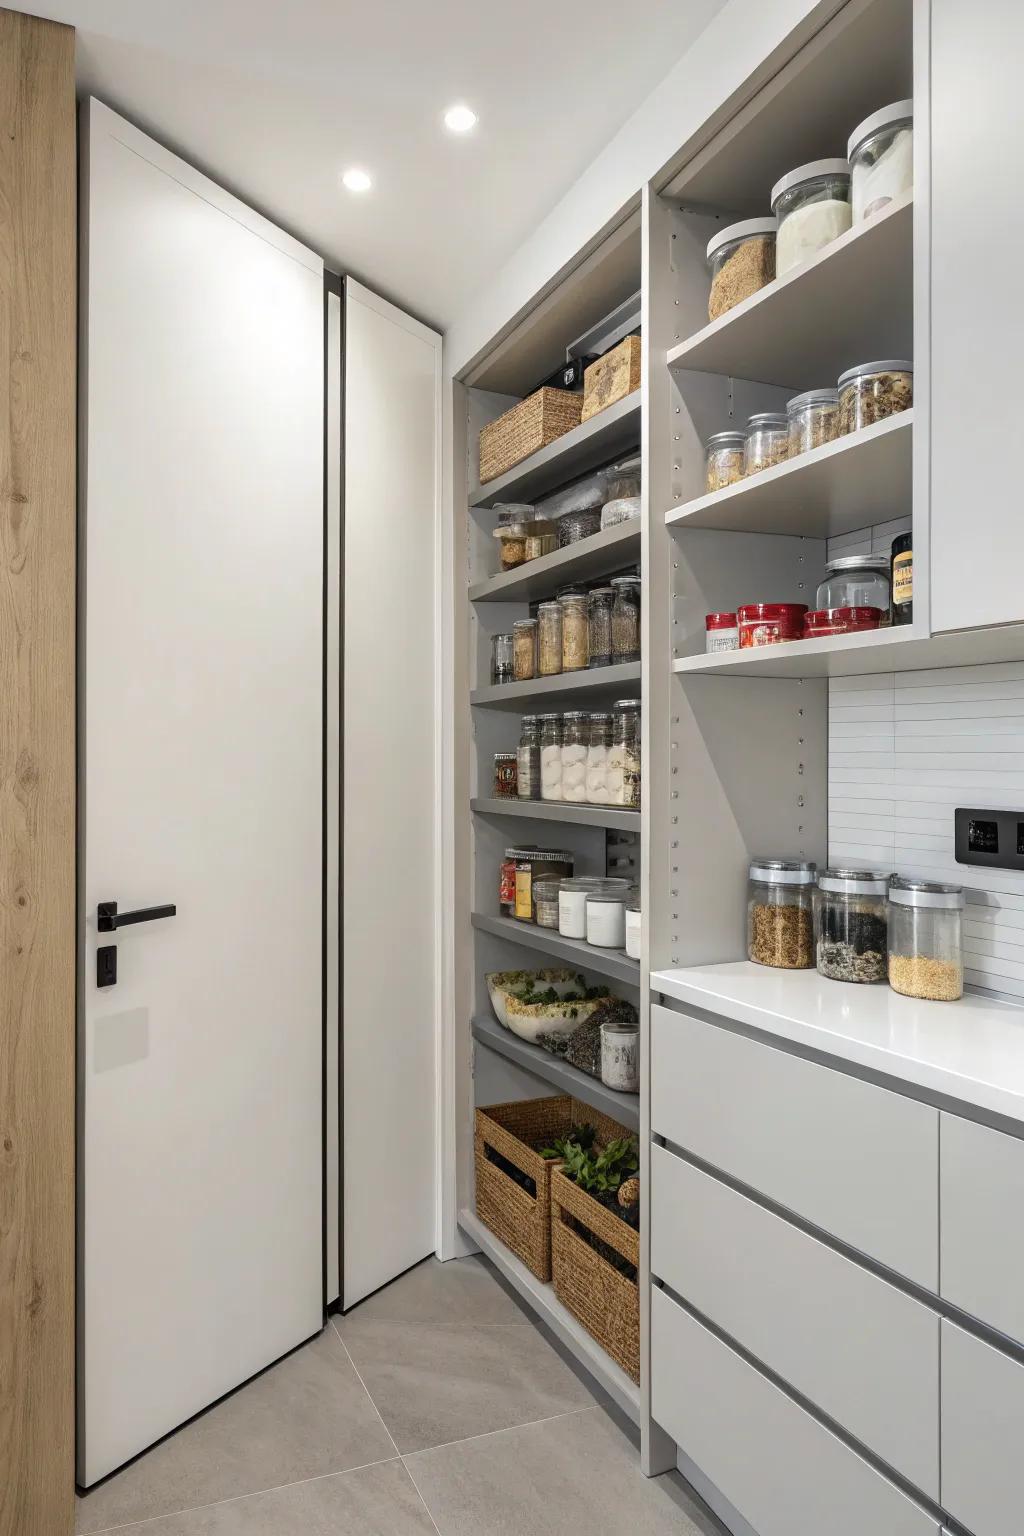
[940, 1112, 1024, 1345]
[941, 1321, 1024, 1536]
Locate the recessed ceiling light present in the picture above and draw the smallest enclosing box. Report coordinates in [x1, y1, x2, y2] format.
[444, 104, 477, 134]
[341, 167, 372, 193]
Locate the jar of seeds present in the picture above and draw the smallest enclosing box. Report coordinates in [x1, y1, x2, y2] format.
[747, 858, 816, 968]
[516, 715, 540, 800]
[560, 592, 590, 671]
[888, 878, 964, 1001]
[539, 713, 563, 802]
[814, 869, 889, 982]
[588, 587, 615, 668]
[537, 601, 562, 676]
[611, 575, 641, 664]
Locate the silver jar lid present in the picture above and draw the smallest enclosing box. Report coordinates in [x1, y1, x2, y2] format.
[746, 412, 789, 430]
[705, 430, 746, 449]
[848, 99, 914, 163]
[787, 387, 839, 412]
[706, 216, 778, 263]
[750, 858, 817, 886]
[837, 359, 913, 388]
[823, 553, 891, 575]
[514, 848, 575, 864]
[771, 158, 851, 206]
[818, 868, 890, 896]
[889, 877, 964, 910]
[562, 710, 589, 720]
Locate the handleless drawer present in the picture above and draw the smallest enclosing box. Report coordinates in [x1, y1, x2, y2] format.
[650, 1145, 939, 1497]
[941, 1320, 1024, 1536]
[650, 1004, 938, 1288]
[651, 1289, 939, 1536]
[941, 1112, 1024, 1343]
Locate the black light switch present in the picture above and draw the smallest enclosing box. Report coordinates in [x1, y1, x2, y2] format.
[956, 807, 1024, 869]
[968, 818, 999, 854]
[97, 944, 117, 988]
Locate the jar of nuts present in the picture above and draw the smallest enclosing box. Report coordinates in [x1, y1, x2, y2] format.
[837, 360, 913, 435]
[747, 858, 816, 969]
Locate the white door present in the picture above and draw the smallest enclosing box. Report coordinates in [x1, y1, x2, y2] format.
[78, 101, 325, 1486]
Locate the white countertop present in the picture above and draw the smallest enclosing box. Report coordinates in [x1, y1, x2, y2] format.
[652, 962, 1024, 1127]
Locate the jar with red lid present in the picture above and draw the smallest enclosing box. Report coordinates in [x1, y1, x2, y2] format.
[737, 603, 807, 648]
[705, 612, 739, 653]
[803, 605, 883, 638]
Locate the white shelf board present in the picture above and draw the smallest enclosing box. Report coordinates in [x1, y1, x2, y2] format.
[672, 623, 1024, 680]
[665, 413, 912, 540]
[470, 522, 639, 603]
[472, 660, 641, 711]
[458, 1206, 641, 1422]
[470, 394, 641, 510]
[472, 1014, 639, 1131]
[651, 961, 1024, 1130]
[471, 912, 640, 988]
[472, 797, 640, 833]
[666, 193, 912, 391]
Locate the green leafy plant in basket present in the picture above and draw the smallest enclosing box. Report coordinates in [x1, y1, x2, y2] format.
[559, 1137, 639, 1196]
[538, 1124, 597, 1161]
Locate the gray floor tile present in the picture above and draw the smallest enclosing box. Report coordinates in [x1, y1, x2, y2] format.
[339, 1255, 524, 1328]
[406, 1406, 712, 1536]
[338, 1318, 595, 1454]
[75, 1327, 397, 1534]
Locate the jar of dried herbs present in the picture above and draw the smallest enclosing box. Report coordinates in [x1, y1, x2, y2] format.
[747, 858, 816, 969]
[786, 388, 839, 455]
[560, 592, 590, 671]
[513, 617, 538, 681]
[837, 360, 913, 435]
[516, 715, 540, 800]
[587, 587, 614, 668]
[814, 869, 889, 983]
[611, 576, 641, 664]
[706, 218, 777, 321]
[537, 601, 562, 676]
[704, 431, 745, 492]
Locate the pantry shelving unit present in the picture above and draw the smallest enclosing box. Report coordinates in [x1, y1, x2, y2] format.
[470, 797, 640, 833]
[469, 660, 640, 710]
[469, 521, 639, 603]
[470, 1013, 640, 1132]
[469, 393, 642, 510]
[470, 912, 641, 987]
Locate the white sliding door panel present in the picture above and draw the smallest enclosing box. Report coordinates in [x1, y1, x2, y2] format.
[80, 101, 324, 1484]
[343, 281, 441, 1307]
[326, 286, 342, 1306]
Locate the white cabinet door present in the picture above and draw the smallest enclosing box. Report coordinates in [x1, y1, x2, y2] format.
[941, 1321, 1024, 1536]
[940, 1112, 1024, 1344]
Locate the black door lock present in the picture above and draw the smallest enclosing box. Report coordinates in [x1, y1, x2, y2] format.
[97, 945, 118, 988]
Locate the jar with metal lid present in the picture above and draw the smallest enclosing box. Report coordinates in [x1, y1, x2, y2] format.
[557, 507, 602, 547]
[706, 217, 778, 321]
[787, 388, 839, 455]
[561, 711, 590, 804]
[611, 575, 641, 664]
[493, 752, 518, 799]
[516, 715, 540, 801]
[747, 859, 816, 969]
[524, 516, 557, 561]
[705, 431, 745, 492]
[537, 601, 562, 676]
[849, 100, 913, 224]
[491, 631, 514, 685]
[888, 878, 964, 1001]
[606, 455, 642, 500]
[539, 713, 563, 802]
[492, 503, 535, 570]
[837, 360, 913, 435]
[587, 588, 614, 668]
[815, 869, 889, 983]
[815, 553, 891, 616]
[891, 531, 912, 626]
[586, 887, 628, 949]
[743, 413, 790, 476]
[533, 877, 562, 929]
[500, 845, 537, 916]
[560, 592, 590, 672]
[771, 159, 851, 276]
[609, 700, 641, 809]
[585, 712, 612, 804]
[512, 617, 538, 681]
[514, 848, 575, 923]
[558, 876, 607, 940]
[601, 1020, 639, 1092]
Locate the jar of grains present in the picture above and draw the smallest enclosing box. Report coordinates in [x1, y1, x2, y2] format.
[837, 360, 913, 435]
[539, 713, 563, 802]
[611, 576, 641, 664]
[560, 711, 590, 803]
[705, 431, 746, 492]
[533, 877, 562, 929]
[560, 592, 590, 671]
[512, 617, 538, 681]
[848, 100, 913, 223]
[747, 858, 816, 969]
[816, 554, 891, 616]
[771, 159, 851, 276]
[887, 878, 964, 1001]
[557, 507, 602, 547]
[516, 715, 540, 800]
[586, 712, 612, 804]
[744, 413, 790, 476]
[601, 1021, 640, 1092]
[491, 631, 514, 685]
[537, 601, 562, 676]
[706, 217, 778, 321]
[493, 752, 518, 799]
[558, 877, 607, 940]
[587, 587, 615, 668]
[609, 700, 641, 809]
[786, 388, 839, 455]
[815, 868, 889, 983]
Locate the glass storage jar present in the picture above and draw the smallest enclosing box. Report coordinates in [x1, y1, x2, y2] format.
[560, 711, 590, 803]
[491, 631, 514, 685]
[743, 413, 790, 476]
[611, 575, 641, 664]
[524, 516, 557, 561]
[705, 611, 739, 652]
[493, 752, 518, 799]
[837, 360, 913, 434]
[512, 617, 538, 681]
[539, 713, 563, 802]
[601, 496, 641, 530]
[537, 601, 562, 676]
[888, 878, 964, 1001]
[560, 592, 590, 671]
[787, 388, 839, 455]
[771, 159, 851, 276]
[558, 876, 607, 940]
[706, 217, 777, 321]
[803, 606, 883, 638]
[516, 715, 540, 800]
[533, 877, 562, 929]
[606, 455, 642, 500]
[705, 431, 745, 492]
[587, 887, 628, 949]
[514, 848, 575, 923]
[586, 712, 612, 804]
[492, 504, 535, 570]
[609, 699, 641, 809]
[815, 554, 891, 616]
[601, 1021, 639, 1092]
[557, 507, 602, 547]
[587, 587, 614, 668]
[737, 602, 807, 647]
[815, 868, 889, 983]
[849, 99, 913, 223]
[891, 531, 913, 626]
[747, 859, 816, 969]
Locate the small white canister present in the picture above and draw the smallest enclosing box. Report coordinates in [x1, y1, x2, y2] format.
[601, 1021, 639, 1092]
[625, 903, 641, 960]
[586, 889, 627, 948]
[558, 878, 603, 940]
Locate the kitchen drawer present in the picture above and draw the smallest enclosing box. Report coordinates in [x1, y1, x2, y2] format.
[941, 1112, 1024, 1343]
[650, 1145, 939, 1496]
[941, 1320, 1024, 1536]
[650, 1004, 938, 1287]
[650, 1289, 939, 1536]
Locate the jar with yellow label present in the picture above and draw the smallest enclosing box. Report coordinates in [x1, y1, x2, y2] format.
[513, 849, 575, 922]
[891, 531, 912, 626]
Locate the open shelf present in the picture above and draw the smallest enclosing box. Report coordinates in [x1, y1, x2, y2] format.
[472, 797, 640, 833]
[665, 412, 912, 540]
[472, 1013, 639, 1130]
[470, 394, 641, 510]
[472, 912, 640, 987]
[470, 522, 639, 603]
[472, 660, 641, 711]
[673, 622, 1024, 679]
[666, 192, 912, 391]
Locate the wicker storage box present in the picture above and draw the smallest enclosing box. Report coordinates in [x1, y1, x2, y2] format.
[551, 1165, 640, 1383]
[581, 334, 642, 423]
[474, 1095, 627, 1281]
[479, 388, 582, 485]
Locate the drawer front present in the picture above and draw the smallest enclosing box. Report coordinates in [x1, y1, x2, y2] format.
[941, 1321, 1024, 1536]
[650, 1146, 939, 1497]
[941, 1112, 1024, 1343]
[651, 1289, 939, 1536]
[650, 1004, 938, 1287]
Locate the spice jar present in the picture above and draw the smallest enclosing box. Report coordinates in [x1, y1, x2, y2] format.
[539, 713, 563, 802]
[887, 878, 964, 1001]
[516, 715, 540, 800]
[609, 699, 641, 809]
[514, 848, 575, 923]
[586, 712, 612, 804]
[743, 413, 790, 476]
[748, 859, 816, 969]
[512, 617, 538, 681]
[891, 531, 912, 626]
[525, 516, 557, 561]
[706, 217, 778, 321]
[491, 631, 514, 684]
[560, 711, 590, 803]
[705, 431, 746, 492]
[587, 587, 614, 668]
[771, 159, 851, 276]
[558, 877, 607, 940]
[601, 1021, 639, 1092]
[705, 612, 739, 653]
[787, 389, 839, 455]
[849, 100, 913, 223]
[611, 576, 641, 664]
[556, 507, 602, 547]
[560, 592, 590, 672]
[493, 752, 518, 799]
[533, 877, 562, 929]
[587, 887, 628, 949]
[537, 601, 562, 676]
[815, 869, 889, 983]
[837, 360, 913, 435]
[803, 607, 882, 638]
[625, 901, 641, 960]
[816, 554, 891, 616]
[737, 603, 807, 647]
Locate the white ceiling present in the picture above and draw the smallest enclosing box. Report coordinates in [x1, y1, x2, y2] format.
[38, 0, 726, 329]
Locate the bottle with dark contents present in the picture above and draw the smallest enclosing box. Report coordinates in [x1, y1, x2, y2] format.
[891, 531, 912, 625]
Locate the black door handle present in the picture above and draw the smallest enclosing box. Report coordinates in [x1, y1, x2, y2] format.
[97, 900, 177, 933]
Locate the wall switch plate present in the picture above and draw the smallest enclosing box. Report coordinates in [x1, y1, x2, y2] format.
[954, 807, 1024, 870]
[97, 944, 117, 988]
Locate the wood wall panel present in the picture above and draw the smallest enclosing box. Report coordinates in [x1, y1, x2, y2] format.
[0, 11, 76, 1535]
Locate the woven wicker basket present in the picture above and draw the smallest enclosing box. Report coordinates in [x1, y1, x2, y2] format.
[580, 334, 642, 423]
[551, 1165, 640, 1383]
[479, 388, 582, 485]
[474, 1096, 627, 1282]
